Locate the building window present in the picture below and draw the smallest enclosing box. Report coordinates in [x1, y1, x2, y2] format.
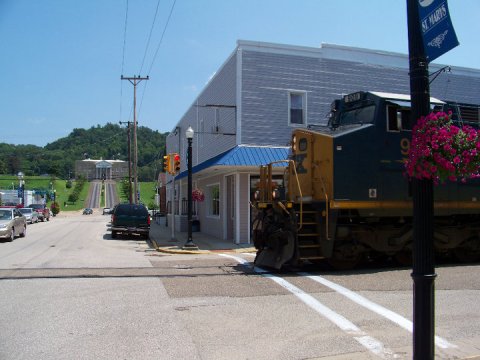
[289, 92, 306, 125]
[207, 184, 220, 217]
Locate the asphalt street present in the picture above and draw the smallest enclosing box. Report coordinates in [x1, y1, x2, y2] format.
[0, 212, 479, 359]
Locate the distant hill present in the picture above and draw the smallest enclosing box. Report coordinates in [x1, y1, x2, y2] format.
[0, 123, 167, 181]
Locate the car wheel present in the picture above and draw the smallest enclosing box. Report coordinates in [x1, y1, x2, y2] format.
[8, 229, 14, 242]
[20, 225, 26, 238]
[111, 231, 117, 239]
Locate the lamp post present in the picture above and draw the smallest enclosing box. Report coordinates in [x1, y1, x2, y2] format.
[183, 126, 198, 249]
[17, 172, 24, 206]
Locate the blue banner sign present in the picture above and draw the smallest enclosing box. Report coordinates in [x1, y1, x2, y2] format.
[418, 0, 459, 63]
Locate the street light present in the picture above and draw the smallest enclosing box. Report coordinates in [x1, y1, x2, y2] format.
[17, 172, 24, 206]
[183, 126, 198, 249]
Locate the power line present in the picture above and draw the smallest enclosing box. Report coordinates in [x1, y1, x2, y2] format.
[147, 0, 177, 76]
[119, 0, 130, 123]
[137, 0, 177, 121]
[138, 0, 162, 75]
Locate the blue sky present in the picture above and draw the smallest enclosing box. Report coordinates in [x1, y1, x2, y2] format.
[1, 0, 479, 146]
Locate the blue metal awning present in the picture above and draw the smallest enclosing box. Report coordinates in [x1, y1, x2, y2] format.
[175, 145, 290, 180]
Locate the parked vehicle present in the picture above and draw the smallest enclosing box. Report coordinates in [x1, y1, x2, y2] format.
[27, 204, 50, 222]
[111, 203, 150, 239]
[0, 207, 27, 242]
[18, 207, 39, 224]
[83, 208, 93, 215]
[102, 207, 111, 215]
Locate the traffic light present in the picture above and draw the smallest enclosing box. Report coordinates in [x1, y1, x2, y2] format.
[163, 155, 171, 174]
[173, 153, 181, 173]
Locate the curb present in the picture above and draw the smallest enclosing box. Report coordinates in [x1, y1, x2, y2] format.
[149, 238, 256, 255]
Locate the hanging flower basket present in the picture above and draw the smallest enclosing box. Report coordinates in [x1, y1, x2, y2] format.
[405, 111, 480, 184]
[192, 189, 205, 202]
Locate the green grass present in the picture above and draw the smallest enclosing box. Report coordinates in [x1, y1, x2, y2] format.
[1, 175, 156, 212]
[139, 182, 157, 208]
[51, 180, 90, 212]
[0, 175, 56, 191]
[116, 182, 128, 203]
[0, 176, 88, 213]
[116, 181, 158, 208]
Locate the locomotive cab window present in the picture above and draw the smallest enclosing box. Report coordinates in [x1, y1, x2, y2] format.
[387, 105, 412, 132]
[339, 104, 375, 125]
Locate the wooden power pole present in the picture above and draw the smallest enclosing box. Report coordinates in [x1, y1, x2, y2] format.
[121, 75, 149, 204]
[119, 120, 133, 204]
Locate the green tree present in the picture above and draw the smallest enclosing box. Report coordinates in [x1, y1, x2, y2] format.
[0, 123, 167, 178]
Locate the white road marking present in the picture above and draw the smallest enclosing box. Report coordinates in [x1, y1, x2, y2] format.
[219, 254, 399, 359]
[299, 272, 457, 350]
[241, 253, 456, 350]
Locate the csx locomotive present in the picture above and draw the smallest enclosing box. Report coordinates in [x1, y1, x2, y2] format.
[252, 91, 480, 269]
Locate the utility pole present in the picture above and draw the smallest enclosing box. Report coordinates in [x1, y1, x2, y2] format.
[121, 75, 149, 204]
[119, 120, 133, 204]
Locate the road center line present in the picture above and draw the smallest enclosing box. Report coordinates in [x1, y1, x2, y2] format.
[219, 254, 399, 359]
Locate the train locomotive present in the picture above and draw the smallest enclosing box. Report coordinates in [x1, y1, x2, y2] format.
[252, 91, 480, 270]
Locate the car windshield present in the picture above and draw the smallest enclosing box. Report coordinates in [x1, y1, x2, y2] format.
[0, 210, 12, 220]
[29, 204, 43, 210]
[19, 209, 32, 214]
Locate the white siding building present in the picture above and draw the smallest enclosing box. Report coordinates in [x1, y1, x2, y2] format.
[166, 40, 480, 245]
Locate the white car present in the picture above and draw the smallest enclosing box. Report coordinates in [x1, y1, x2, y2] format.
[0, 207, 27, 242]
[18, 207, 39, 224]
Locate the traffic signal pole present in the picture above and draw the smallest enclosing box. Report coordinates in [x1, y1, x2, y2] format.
[407, 1, 436, 358]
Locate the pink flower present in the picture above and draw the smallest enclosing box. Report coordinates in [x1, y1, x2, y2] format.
[405, 111, 480, 184]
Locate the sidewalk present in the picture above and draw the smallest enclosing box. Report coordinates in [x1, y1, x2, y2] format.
[149, 216, 256, 255]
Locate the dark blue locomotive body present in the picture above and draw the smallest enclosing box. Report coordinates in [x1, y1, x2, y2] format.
[330, 91, 480, 214]
[253, 91, 480, 269]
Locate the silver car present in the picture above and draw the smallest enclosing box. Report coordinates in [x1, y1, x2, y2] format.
[0, 207, 27, 242]
[18, 207, 39, 224]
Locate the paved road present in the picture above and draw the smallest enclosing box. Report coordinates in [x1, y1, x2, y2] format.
[85, 180, 118, 209]
[86, 181, 102, 209]
[104, 180, 118, 208]
[0, 213, 479, 359]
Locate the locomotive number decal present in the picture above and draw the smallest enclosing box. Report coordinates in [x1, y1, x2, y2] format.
[400, 138, 410, 156]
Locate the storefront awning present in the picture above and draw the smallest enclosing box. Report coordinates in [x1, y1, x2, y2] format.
[175, 145, 290, 180]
